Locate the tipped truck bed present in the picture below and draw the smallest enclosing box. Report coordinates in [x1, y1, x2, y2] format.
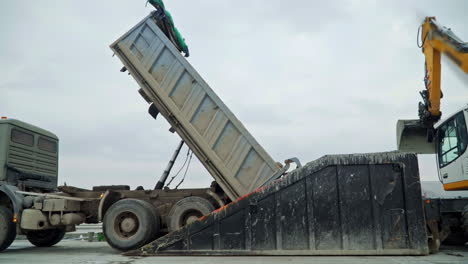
[110, 12, 282, 201]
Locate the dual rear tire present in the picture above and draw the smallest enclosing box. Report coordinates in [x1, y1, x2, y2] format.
[103, 199, 160, 251]
[103, 196, 216, 251]
[168, 196, 215, 232]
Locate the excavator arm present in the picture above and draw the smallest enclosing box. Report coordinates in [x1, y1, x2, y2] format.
[397, 17, 468, 154]
[418, 17, 468, 126]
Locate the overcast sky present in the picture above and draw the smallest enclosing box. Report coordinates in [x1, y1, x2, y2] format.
[1, 0, 468, 190]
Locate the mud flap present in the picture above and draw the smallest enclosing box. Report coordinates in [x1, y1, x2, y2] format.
[396, 119, 435, 154]
[126, 152, 429, 256]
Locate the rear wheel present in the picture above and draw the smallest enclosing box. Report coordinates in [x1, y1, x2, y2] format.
[426, 220, 441, 253]
[168, 196, 215, 232]
[26, 228, 65, 247]
[103, 199, 160, 251]
[0, 206, 16, 252]
[463, 205, 468, 241]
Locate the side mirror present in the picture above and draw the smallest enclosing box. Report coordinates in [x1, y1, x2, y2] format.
[148, 103, 160, 120]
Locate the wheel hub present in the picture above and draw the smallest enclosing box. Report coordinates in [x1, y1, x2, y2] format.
[185, 215, 199, 225]
[120, 217, 137, 233]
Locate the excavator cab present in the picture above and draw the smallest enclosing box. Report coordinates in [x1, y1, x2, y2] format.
[435, 107, 468, 190]
[397, 107, 468, 190]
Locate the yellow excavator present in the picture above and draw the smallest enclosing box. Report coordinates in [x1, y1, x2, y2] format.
[397, 17, 468, 191]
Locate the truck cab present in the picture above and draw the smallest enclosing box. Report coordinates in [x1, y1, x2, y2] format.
[0, 117, 59, 192]
[0, 118, 69, 252]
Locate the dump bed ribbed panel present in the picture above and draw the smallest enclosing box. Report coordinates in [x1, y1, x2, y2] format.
[111, 13, 281, 200]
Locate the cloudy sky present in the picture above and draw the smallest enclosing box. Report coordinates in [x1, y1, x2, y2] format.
[1, 0, 468, 190]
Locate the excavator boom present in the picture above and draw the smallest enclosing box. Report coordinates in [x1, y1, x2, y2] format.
[419, 17, 468, 126]
[398, 17, 468, 153]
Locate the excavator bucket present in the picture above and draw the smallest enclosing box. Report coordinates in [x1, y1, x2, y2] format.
[397, 120, 435, 154]
[127, 152, 429, 256]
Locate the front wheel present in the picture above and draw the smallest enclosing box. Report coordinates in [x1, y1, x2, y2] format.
[0, 206, 17, 252]
[26, 228, 66, 247]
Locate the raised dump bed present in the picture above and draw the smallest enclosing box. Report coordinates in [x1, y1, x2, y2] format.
[127, 152, 429, 256]
[110, 12, 283, 201]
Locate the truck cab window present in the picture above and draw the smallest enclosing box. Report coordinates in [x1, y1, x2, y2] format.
[38, 137, 57, 153]
[11, 129, 34, 146]
[438, 112, 468, 167]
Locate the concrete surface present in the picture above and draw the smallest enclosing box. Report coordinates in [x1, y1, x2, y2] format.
[15, 224, 104, 241]
[0, 240, 467, 264]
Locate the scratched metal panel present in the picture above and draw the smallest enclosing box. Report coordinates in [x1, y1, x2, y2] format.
[128, 152, 429, 256]
[110, 13, 280, 200]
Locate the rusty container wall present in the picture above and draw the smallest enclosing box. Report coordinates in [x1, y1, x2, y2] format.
[110, 13, 281, 201]
[128, 152, 429, 256]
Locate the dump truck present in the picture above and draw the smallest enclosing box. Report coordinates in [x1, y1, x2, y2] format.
[109, 11, 430, 255]
[0, 118, 228, 252]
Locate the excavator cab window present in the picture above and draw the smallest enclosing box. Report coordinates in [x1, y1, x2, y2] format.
[437, 112, 468, 167]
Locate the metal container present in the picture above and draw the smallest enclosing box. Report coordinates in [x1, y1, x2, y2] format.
[110, 13, 282, 200]
[127, 152, 429, 256]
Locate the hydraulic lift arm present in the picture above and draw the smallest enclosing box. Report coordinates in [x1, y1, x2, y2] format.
[418, 17, 468, 127]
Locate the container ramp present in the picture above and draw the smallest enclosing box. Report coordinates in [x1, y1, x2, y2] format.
[127, 152, 429, 256]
